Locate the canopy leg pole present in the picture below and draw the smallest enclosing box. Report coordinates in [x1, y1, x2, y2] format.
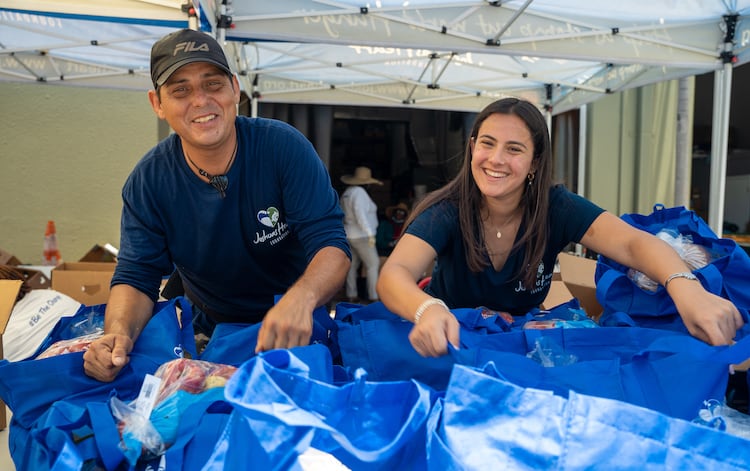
[674, 76, 694, 208]
[708, 63, 732, 235]
[577, 104, 588, 198]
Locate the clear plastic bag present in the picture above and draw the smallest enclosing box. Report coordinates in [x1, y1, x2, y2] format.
[110, 395, 166, 465]
[35, 331, 103, 359]
[692, 399, 750, 440]
[526, 336, 578, 367]
[628, 229, 713, 292]
[110, 358, 238, 465]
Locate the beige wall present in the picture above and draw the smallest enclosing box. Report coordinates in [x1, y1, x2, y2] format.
[586, 80, 680, 217]
[0, 79, 683, 264]
[0, 82, 159, 264]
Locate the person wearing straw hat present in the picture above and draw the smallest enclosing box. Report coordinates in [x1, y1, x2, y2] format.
[340, 167, 383, 303]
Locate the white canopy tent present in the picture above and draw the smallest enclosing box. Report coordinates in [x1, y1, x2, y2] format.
[1, 0, 748, 232]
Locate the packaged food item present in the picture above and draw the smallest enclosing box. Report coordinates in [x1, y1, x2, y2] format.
[628, 229, 713, 292]
[523, 318, 598, 330]
[152, 358, 237, 405]
[35, 331, 103, 359]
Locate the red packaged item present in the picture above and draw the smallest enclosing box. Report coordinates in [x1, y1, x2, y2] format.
[152, 358, 237, 406]
[35, 331, 103, 359]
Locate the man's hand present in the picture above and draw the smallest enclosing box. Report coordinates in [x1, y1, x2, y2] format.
[255, 294, 314, 353]
[83, 333, 134, 382]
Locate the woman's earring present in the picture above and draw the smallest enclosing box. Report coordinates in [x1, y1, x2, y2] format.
[527, 172, 536, 185]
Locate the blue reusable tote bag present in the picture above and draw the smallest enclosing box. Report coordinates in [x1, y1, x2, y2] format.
[0, 297, 196, 471]
[427, 363, 750, 470]
[452, 325, 750, 420]
[594, 204, 750, 330]
[0, 296, 195, 430]
[222, 344, 433, 471]
[199, 303, 339, 366]
[335, 301, 517, 390]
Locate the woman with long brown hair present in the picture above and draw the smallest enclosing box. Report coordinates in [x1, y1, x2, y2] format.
[377, 97, 742, 357]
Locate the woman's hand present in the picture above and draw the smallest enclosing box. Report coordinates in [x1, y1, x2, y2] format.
[671, 280, 743, 345]
[408, 304, 460, 357]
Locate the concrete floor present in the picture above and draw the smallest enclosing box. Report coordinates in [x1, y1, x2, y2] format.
[1, 406, 14, 470]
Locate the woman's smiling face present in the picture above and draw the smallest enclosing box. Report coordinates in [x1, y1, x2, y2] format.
[470, 112, 535, 202]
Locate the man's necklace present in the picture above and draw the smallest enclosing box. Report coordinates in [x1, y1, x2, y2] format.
[184, 139, 238, 198]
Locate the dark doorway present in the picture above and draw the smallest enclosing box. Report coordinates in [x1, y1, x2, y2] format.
[330, 118, 419, 214]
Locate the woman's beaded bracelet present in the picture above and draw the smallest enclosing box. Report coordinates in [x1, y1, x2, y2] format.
[414, 298, 448, 324]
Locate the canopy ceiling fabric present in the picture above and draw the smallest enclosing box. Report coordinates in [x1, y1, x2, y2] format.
[1, 0, 748, 114]
[217, 0, 750, 114]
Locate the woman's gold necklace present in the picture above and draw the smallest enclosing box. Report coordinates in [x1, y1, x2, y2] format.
[487, 211, 516, 239]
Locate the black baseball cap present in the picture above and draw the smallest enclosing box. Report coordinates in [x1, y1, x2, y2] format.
[150, 29, 232, 89]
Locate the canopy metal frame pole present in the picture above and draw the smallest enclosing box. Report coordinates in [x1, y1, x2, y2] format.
[674, 76, 694, 208]
[708, 63, 733, 235]
[707, 13, 738, 236]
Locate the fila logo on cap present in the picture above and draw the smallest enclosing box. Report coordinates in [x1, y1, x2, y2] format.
[173, 41, 210, 55]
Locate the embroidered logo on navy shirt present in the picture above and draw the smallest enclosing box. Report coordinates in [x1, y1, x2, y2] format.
[254, 206, 290, 246]
[257, 207, 280, 227]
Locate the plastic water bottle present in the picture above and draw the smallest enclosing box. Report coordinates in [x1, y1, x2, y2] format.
[43, 220, 62, 266]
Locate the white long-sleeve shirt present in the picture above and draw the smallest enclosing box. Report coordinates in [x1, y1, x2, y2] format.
[341, 185, 379, 239]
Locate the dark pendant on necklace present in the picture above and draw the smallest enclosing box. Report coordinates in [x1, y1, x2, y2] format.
[209, 175, 228, 198]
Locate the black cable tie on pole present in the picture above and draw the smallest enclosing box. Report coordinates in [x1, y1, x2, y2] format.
[441, 26, 447, 34]
[217, 14, 233, 28]
[605, 88, 612, 94]
[486, 39, 500, 46]
[522, 72, 528, 78]
[360, 6, 368, 14]
[90, 40, 98, 46]
[720, 51, 736, 64]
[611, 27, 619, 35]
[336, 62, 343, 67]
[488, 1, 501, 6]
[181, 3, 197, 17]
[427, 84, 440, 89]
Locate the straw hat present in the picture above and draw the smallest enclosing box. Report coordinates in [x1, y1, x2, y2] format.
[341, 167, 383, 186]
[386, 202, 410, 218]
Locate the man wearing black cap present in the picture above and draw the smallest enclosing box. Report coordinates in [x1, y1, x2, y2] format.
[83, 29, 351, 382]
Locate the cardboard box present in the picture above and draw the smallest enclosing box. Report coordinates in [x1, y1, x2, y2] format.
[78, 243, 118, 263]
[0, 280, 23, 430]
[0, 248, 21, 266]
[557, 252, 603, 319]
[52, 262, 116, 306]
[16, 266, 51, 290]
[541, 279, 575, 310]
